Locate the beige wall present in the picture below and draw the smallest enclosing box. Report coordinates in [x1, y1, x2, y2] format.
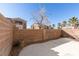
[14, 29, 61, 47]
[43, 29, 61, 40]
[13, 29, 43, 44]
[0, 14, 13, 56]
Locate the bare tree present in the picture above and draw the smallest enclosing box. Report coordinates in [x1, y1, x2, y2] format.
[32, 8, 51, 29]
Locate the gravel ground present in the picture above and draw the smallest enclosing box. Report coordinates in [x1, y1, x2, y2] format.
[19, 38, 79, 56]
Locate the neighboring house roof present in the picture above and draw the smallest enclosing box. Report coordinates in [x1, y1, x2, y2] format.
[6, 17, 26, 24]
[12, 18, 26, 23]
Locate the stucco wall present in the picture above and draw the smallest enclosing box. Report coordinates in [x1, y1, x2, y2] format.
[0, 14, 13, 56]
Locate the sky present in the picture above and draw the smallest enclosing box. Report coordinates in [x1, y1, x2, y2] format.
[0, 3, 79, 28]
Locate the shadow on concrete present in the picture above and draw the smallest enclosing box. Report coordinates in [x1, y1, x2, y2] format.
[19, 38, 72, 56]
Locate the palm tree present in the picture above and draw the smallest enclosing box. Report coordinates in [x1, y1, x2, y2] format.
[68, 16, 78, 28]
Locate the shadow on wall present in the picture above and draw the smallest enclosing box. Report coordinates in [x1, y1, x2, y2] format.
[61, 29, 75, 38]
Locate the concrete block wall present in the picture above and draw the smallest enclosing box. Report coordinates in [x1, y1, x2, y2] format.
[43, 29, 61, 40]
[13, 29, 62, 46]
[13, 29, 43, 45]
[0, 14, 13, 56]
[62, 29, 79, 39]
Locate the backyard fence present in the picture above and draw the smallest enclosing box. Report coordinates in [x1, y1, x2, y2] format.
[13, 29, 62, 47]
[0, 13, 76, 56]
[0, 14, 13, 56]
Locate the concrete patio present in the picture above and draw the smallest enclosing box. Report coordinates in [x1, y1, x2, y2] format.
[19, 38, 79, 56]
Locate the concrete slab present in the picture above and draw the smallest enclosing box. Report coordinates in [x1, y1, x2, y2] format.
[19, 38, 79, 56]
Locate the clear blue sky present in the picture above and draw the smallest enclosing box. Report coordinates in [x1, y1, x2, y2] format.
[0, 3, 79, 28]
